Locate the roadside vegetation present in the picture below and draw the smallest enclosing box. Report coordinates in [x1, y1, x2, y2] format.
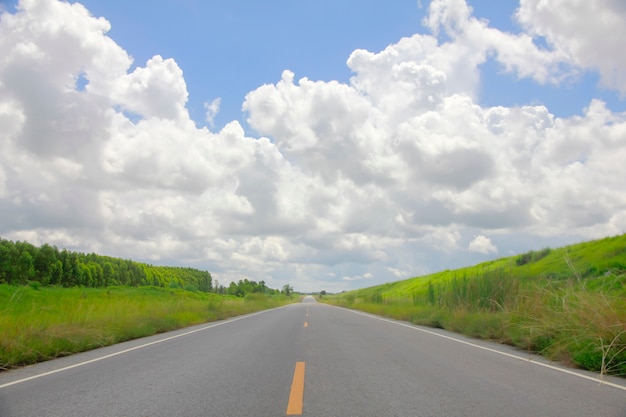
[0, 238, 213, 290]
[0, 237, 296, 370]
[0, 285, 293, 370]
[323, 234, 626, 377]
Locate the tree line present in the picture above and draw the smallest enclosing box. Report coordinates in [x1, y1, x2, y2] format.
[224, 278, 276, 296]
[0, 238, 287, 296]
[0, 238, 212, 291]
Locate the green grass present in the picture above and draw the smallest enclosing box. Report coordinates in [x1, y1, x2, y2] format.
[324, 233, 626, 377]
[0, 285, 293, 370]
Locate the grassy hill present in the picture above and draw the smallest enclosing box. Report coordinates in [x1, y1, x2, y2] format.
[324, 234, 626, 377]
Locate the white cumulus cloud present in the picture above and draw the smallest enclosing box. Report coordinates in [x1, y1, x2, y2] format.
[1, 0, 625, 292]
[468, 235, 498, 254]
[204, 97, 221, 127]
[516, 0, 626, 92]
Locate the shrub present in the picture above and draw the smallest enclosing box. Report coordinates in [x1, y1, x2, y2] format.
[516, 248, 551, 266]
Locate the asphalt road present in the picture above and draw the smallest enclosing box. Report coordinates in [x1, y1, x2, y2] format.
[1, 297, 625, 416]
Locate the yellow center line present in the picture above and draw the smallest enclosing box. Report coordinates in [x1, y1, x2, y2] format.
[286, 362, 306, 415]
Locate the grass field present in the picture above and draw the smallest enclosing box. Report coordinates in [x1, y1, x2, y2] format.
[323, 234, 626, 377]
[0, 285, 293, 370]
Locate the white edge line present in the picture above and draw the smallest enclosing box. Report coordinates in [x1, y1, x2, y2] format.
[337, 306, 626, 392]
[0, 306, 288, 390]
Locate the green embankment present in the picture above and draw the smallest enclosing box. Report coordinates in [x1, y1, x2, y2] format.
[0, 285, 293, 370]
[324, 234, 626, 377]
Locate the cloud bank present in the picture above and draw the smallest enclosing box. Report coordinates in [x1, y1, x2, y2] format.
[1, 0, 625, 291]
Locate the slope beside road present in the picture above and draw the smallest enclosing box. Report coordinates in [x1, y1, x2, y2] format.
[0, 297, 624, 416]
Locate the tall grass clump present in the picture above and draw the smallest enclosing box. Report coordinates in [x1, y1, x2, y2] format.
[508, 274, 626, 376]
[431, 270, 519, 312]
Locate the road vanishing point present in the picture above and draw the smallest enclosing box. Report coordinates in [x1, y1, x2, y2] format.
[1, 296, 625, 416]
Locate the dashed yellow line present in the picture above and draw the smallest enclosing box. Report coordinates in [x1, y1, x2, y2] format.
[286, 362, 306, 415]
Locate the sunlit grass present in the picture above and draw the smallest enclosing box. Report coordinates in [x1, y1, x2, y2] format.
[324, 234, 626, 377]
[0, 285, 292, 369]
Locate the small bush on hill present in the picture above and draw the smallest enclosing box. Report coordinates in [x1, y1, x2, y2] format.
[516, 248, 551, 266]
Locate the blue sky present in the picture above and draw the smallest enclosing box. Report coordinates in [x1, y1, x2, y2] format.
[76, 0, 429, 129]
[1, 0, 626, 292]
[45, 0, 625, 127]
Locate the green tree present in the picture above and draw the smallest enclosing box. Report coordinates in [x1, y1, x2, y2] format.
[0, 240, 17, 283]
[198, 271, 212, 292]
[228, 281, 244, 297]
[33, 243, 58, 284]
[282, 284, 293, 297]
[103, 262, 114, 286]
[77, 262, 93, 287]
[50, 260, 63, 285]
[17, 251, 35, 284]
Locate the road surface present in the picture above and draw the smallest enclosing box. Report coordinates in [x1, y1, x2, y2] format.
[1, 297, 625, 416]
